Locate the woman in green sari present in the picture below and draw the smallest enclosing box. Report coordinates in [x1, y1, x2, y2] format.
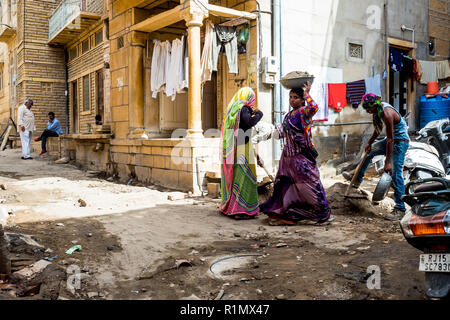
[220, 87, 263, 219]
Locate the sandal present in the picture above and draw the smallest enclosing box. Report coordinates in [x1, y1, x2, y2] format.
[267, 216, 296, 226]
[315, 216, 335, 226]
[233, 214, 257, 220]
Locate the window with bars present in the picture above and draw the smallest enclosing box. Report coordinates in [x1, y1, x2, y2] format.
[95, 29, 103, 46]
[69, 46, 78, 60]
[83, 75, 90, 111]
[82, 39, 90, 54]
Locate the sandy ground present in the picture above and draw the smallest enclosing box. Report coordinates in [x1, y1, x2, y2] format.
[0, 148, 426, 300]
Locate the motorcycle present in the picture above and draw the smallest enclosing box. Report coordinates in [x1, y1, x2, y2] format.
[372, 118, 449, 202]
[400, 177, 450, 299]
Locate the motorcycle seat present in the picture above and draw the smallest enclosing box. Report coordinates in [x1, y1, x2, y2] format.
[414, 182, 447, 193]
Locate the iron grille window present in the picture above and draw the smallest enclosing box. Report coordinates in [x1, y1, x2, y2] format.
[349, 43, 363, 59]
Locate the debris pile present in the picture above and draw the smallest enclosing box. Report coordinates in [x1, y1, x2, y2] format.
[326, 182, 395, 217]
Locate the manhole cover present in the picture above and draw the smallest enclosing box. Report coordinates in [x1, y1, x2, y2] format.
[209, 254, 261, 280]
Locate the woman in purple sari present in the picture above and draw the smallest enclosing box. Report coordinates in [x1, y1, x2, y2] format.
[260, 83, 332, 226]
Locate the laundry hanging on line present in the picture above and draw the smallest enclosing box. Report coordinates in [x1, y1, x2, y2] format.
[364, 74, 382, 97]
[200, 21, 214, 84]
[436, 60, 450, 80]
[311, 83, 328, 121]
[389, 47, 403, 72]
[418, 60, 438, 85]
[346, 79, 366, 108]
[328, 83, 347, 113]
[212, 25, 238, 74]
[151, 36, 189, 100]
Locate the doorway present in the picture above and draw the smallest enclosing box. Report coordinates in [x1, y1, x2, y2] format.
[202, 72, 218, 131]
[388, 46, 410, 116]
[387, 39, 416, 125]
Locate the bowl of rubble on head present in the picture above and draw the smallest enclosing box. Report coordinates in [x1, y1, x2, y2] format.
[280, 71, 315, 90]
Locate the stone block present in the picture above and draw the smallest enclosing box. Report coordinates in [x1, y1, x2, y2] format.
[135, 166, 152, 183]
[207, 183, 221, 198]
[152, 168, 178, 188]
[153, 155, 166, 169]
[12, 260, 51, 281]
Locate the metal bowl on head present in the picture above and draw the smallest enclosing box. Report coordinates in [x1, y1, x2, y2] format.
[372, 172, 392, 203]
[280, 71, 315, 90]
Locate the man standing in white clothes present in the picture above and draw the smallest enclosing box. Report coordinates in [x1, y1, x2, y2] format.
[17, 99, 35, 160]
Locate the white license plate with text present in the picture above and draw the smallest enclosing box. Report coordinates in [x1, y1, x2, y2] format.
[419, 254, 450, 272]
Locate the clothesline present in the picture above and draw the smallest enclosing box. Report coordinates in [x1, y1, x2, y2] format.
[309, 73, 382, 121]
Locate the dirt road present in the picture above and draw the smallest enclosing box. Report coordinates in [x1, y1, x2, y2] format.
[0, 149, 425, 300]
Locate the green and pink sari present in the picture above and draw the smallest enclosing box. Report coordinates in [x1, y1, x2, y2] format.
[220, 87, 259, 218]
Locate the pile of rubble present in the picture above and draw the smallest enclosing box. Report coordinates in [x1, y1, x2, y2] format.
[0, 224, 66, 299]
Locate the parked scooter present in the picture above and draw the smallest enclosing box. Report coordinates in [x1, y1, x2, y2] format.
[400, 177, 450, 299]
[372, 118, 449, 201]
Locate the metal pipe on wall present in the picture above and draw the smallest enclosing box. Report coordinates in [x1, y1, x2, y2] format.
[272, 0, 282, 160]
[384, 0, 389, 101]
[312, 121, 373, 127]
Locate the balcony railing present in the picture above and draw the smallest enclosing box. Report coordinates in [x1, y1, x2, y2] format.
[48, 0, 101, 44]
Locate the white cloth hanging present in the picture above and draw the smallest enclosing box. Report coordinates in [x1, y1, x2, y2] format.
[166, 37, 185, 101]
[436, 60, 450, 80]
[177, 36, 189, 93]
[201, 21, 214, 84]
[418, 60, 438, 84]
[181, 35, 189, 90]
[151, 40, 170, 98]
[163, 40, 172, 97]
[151, 40, 162, 98]
[311, 83, 328, 122]
[364, 74, 382, 97]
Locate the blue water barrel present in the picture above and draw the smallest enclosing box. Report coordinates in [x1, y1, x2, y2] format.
[420, 95, 450, 128]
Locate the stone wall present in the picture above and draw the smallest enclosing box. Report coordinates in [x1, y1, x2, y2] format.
[429, 0, 450, 60]
[17, 0, 66, 134]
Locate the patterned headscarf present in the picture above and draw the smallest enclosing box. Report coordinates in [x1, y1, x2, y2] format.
[361, 93, 384, 134]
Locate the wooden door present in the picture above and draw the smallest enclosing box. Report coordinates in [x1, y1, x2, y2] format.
[159, 92, 188, 131]
[202, 73, 217, 131]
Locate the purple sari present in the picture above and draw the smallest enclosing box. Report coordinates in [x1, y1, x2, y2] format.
[259, 108, 331, 223]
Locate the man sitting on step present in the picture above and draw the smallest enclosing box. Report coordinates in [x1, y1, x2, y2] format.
[34, 112, 62, 156]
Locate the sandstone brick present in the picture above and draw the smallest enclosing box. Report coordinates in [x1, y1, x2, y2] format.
[113, 121, 129, 138]
[135, 166, 152, 183]
[152, 168, 178, 188]
[111, 105, 129, 121]
[430, 0, 448, 12]
[153, 155, 166, 169]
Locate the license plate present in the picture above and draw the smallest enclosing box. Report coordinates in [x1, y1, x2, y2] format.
[419, 254, 450, 272]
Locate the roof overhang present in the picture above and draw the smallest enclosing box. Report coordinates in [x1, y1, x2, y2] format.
[132, 2, 257, 34]
[48, 11, 101, 45]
